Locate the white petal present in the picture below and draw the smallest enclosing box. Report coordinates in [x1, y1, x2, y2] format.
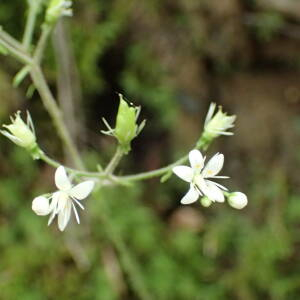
[202, 153, 224, 178]
[205, 179, 228, 191]
[58, 200, 72, 231]
[70, 181, 95, 200]
[49, 191, 60, 213]
[48, 192, 60, 225]
[180, 185, 199, 205]
[55, 192, 69, 213]
[204, 102, 216, 126]
[48, 209, 56, 226]
[71, 201, 80, 224]
[203, 181, 225, 203]
[73, 198, 85, 210]
[189, 150, 204, 170]
[55, 166, 72, 191]
[172, 166, 193, 182]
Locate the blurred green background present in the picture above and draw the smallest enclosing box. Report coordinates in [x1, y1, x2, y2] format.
[1, 0, 300, 299]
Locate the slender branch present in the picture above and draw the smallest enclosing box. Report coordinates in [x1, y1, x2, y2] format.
[104, 146, 124, 175]
[0, 27, 26, 51]
[116, 138, 210, 182]
[0, 29, 32, 64]
[22, 4, 39, 50]
[29, 65, 84, 169]
[34, 25, 52, 63]
[37, 137, 211, 184]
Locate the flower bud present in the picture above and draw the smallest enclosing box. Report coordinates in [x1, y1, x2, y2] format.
[115, 94, 138, 154]
[32, 196, 50, 216]
[200, 196, 212, 207]
[227, 192, 248, 209]
[45, 0, 72, 24]
[1, 111, 36, 149]
[203, 103, 236, 141]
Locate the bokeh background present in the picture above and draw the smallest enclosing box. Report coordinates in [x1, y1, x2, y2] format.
[1, 0, 300, 299]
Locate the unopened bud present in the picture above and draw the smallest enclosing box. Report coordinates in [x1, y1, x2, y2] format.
[115, 94, 139, 154]
[203, 103, 236, 141]
[1, 111, 36, 149]
[227, 192, 248, 209]
[200, 196, 212, 207]
[32, 196, 50, 216]
[45, 0, 72, 24]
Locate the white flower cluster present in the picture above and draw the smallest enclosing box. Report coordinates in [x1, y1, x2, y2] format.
[32, 166, 94, 231]
[173, 149, 247, 209]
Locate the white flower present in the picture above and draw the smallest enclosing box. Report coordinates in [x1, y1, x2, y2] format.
[204, 103, 236, 138]
[32, 166, 95, 231]
[1, 111, 36, 149]
[173, 149, 229, 205]
[227, 192, 248, 209]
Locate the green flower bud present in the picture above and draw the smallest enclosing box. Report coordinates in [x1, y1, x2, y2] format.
[45, 0, 72, 25]
[200, 196, 212, 207]
[115, 95, 138, 154]
[1, 111, 36, 150]
[202, 103, 236, 141]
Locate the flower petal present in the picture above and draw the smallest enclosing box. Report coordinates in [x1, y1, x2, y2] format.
[172, 166, 193, 182]
[180, 185, 199, 205]
[47, 192, 61, 226]
[202, 153, 224, 178]
[203, 181, 225, 203]
[205, 179, 228, 191]
[70, 181, 95, 200]
[189, 150, 204, 170]
[71, 201, 80, 224]
[55, 166, 72, 191]
[58, 200, 72, 231]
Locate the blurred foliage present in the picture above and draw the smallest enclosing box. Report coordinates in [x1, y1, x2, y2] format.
[1, 0, 300, 299]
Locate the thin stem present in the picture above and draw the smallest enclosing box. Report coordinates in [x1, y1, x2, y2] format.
[37, 137, 211, 184]
[34, 25, 52, 63]
[115, 138, 211, 182]
[0, 27, 26, 51]
[29, 65, 84, 169]
[0, 30, 32, 65]
[22, 5, 39, 50]
[104, 146, 124, 175]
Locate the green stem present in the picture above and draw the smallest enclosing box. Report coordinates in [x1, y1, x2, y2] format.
[0, 26, 26, 50]
[29, 65, 84, 169]
[22, 5, 39, 50]
[0, 29, 32, 64]
[104, 146, 124, 175]
[37, 137, 211, 184]
[33, 24, 52, 63]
